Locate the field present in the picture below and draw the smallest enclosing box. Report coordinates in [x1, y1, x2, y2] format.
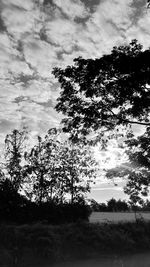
[89, 212, 150, 223]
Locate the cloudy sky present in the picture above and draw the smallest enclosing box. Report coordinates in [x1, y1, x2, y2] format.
[0, 0, 150, 201]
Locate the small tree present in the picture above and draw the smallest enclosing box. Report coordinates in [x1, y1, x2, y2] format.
[124, 172, 148, 219]
[24, 130, 61, 203]
[4, 129, 27, 192]
[115, 199, 128, 212]
[107, 198, 117, 212]
[57, 140, 97, 203]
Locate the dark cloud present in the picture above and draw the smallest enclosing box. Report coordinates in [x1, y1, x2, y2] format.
[74, 15, 91, 24]
[14, 96, 54, 108]
[16, 40, 24, 54]
[39, 28, 48, 42]
[0, 119, 16, 133]
[39, 28, 59, 45]
[10, 73, 36, 88]
[13, 96, 30, 104]
[131, 0, 147, 23]
[80, 0, 101, 12]
[15, 41, 38, 75]
[43, 0, 54, 6]
[50, 82, 60, 92]
[0, 14, 6, 32]
[8, 4, 27, 12]
[35, 99, 54, 108]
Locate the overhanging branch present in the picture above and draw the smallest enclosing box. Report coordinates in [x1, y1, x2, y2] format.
[120, 119, 150, 126]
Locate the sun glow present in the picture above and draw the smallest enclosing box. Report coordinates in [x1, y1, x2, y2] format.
[93, 139, 127, 170]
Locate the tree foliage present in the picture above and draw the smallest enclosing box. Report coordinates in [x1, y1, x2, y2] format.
[53, 40, 150, 141]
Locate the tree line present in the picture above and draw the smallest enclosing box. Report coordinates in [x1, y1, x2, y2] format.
[90, 198, 150, 212]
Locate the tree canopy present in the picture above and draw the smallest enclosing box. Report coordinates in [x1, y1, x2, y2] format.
[53, 40, 150, 140]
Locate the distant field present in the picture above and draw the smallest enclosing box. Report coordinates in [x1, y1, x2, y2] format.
[89, 212, 150, 223]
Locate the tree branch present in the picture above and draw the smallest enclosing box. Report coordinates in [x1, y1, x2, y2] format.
[120, 119, 150, 126]
[106, 107, 150, 126]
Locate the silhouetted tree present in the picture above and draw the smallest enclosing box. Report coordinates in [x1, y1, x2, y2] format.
[53, 40, 150, 142]
[142, 199, 150, 211]
[4, 129, 27, 192]
[107, 198, 128, 212]
[115, 199, 129, 211]
[107, 198, 117, 212]
[89, 199, 101, 211]
[98, 202, 108, 212]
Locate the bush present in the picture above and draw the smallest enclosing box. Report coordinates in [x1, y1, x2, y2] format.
[0, 197, 91, 224]
[1, 221, 150, 264]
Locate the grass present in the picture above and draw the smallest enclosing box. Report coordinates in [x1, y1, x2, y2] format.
[1, 219, 150, 265]
[90, 211, 150, 223]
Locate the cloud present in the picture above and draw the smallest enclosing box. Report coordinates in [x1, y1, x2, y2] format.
[82, 0, 135, 55]
[94, 0, 134, 31]
[126, 12, 150, 48]
[89, 186, 128, 202]
[18, 101, 62, 133]
[45, 18, 79, 53]
[2, 0, 34, 10]
[54, 0, 89, 20]
[20, 79, 58, 103]
[92, 186, 123, 191]
[0, 0, 150, 152]
[1, 1, 35, 40]
[23, 36, 59, 77]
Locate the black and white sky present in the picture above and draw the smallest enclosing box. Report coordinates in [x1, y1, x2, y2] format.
[0, 0, 149, 201]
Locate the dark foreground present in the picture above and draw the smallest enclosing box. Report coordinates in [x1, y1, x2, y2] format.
[1, 220, 150, 266]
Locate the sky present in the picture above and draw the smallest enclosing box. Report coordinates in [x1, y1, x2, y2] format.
[0, 0, 150, 202]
